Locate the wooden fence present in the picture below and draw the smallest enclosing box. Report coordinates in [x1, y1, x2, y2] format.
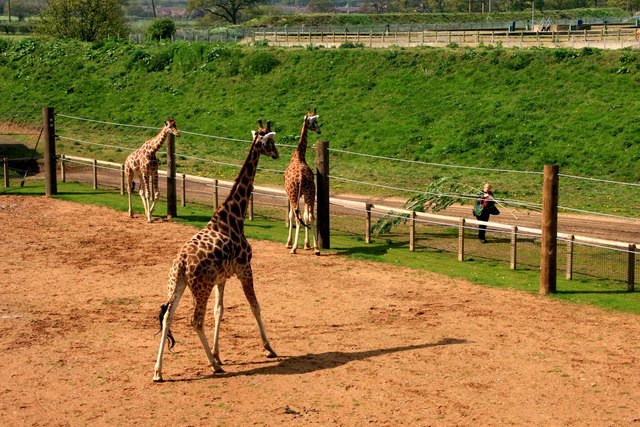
[252, 27, 640, 49]
[57, 154, 638, 290]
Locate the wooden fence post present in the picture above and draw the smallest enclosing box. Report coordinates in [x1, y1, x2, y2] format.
[213, 179, 219, 209]
[316, 140, 330, 249]
[3, 157, 9, 187]
[365, 203, 372, 244]
[540, 164, 559, 295]
[119, 164, 124, 195]
[566, 235, 574, 280]
[42, 106, 57, 196]
[458, 218, 465, 261]
[166, 133, 177, 219]
[628, 244, 636, 292]
[510, 226, 518, 270]
[60, 155, 66, 183]
[181, 174, 186, 207]
[92, 159, 98, 189]
[409, 211, 416, 251]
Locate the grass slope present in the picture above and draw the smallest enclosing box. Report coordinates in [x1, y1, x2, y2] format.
[0, 38, 638, 216]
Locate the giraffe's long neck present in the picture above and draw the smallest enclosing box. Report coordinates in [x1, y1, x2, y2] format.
[211, 139, 261, 233]
[143, 127, 170, 154]
[293, 121, 308, 163]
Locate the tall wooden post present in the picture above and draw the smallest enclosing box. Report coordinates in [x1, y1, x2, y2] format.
[540, 165, 559, 295]
[42, 107, 57, 196]
[166, 133, 177, 218]
[316, 140, 330, 249]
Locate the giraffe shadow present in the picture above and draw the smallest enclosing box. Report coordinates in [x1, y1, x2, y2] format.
[167, 338, 467, 382]
[334, 241, 407, 257]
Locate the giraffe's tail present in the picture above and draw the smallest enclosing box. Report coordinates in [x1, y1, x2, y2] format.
[158, 259, 184, 350]
[158, 303, 176, 350]
[294, 208, 309, 229]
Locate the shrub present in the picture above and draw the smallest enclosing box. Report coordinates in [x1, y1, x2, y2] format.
[146, 18, 176, 41]
[242, 51, 280, 75]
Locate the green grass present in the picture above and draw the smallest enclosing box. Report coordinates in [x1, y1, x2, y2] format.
[2, 180, 638, 315]
[0, 38, 638, 218]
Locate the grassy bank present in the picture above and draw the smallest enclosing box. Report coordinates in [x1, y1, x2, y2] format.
[0, 38, 638, 217]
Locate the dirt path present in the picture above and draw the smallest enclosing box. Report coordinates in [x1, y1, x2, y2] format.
[1, 195, 640, 425]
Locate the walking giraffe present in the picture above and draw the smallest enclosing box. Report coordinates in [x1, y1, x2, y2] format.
[124, 119, 180, 222]
[153, 120, 278, 382]
[284, 109, 321, 255]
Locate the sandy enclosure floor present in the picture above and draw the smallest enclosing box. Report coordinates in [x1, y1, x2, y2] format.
[1, 195, 640, 426]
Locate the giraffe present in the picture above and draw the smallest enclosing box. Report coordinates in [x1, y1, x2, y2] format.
[284, 109, 321, 255]
[124, 119, 180, 223]
[153, 120, 279, 382]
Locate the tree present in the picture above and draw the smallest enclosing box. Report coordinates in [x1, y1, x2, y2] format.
[188, 0, 269, 25]
[308, 0, 335, 12]
[36, 0, 129, 42]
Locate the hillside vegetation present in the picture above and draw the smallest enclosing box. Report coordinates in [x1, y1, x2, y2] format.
[0, 38, 638, 214]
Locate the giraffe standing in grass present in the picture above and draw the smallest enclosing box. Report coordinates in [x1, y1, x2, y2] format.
[153, 120, 279, 382]
[124, 119, 180, 222]
[284, 109, 321, 255]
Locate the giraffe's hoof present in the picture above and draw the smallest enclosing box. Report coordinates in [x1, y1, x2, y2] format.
[314, 250, 321, 256]
[266, 350, 278, 358]
[285, 244, 292, 249]
[153, 375, 164, 383]
[214, 366, 226, 374]
[289, 249, 297, 255]
[304, 245, 311, 250]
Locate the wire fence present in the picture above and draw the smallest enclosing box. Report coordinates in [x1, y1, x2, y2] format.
[1, 113, 638, 289]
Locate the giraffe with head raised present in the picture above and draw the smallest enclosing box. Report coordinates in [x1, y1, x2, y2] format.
[153, 120, 279, 382]
[124, 119, 180, 222]
[284, 109, 321, 255]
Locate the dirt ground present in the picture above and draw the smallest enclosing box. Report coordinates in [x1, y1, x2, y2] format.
[2, 195, 640, 426]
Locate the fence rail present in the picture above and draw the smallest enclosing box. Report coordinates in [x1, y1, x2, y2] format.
[251, 27, 640, 49]
[56, 154, 639, 290]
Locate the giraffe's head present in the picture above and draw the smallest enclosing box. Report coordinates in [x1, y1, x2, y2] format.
[305, 108, 321, 135]
[164, 119, 181, 137]
[252, 120, 279, 160]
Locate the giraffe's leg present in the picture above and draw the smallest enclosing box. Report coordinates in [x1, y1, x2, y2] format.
[140, 174, 152, 222]
[303, 204, 311, 250]
[291, 204, 302, 255]
[191, 285, 224, 374]
[309, 202, 320, 255]
[211, 282, 225, 367]
[149, 169, 159, 216]
[126, 168, 134, 218]
[238, 265, 277, 358]
[153, 272, 187, 382]
[286, 206, 295, 250]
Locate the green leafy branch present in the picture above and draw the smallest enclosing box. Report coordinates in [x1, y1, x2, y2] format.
[372, 177, 476, 236]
